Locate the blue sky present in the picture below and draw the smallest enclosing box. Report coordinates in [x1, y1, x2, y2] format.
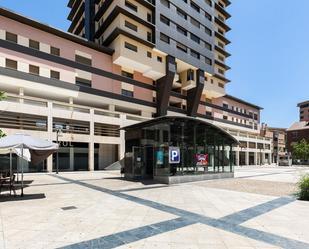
[1, 0, 309, 128]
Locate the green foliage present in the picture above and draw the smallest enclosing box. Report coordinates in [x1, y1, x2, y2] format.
[298, 174, 309, 201]
[292, 139, 309, 160]
[0, 91, 5, 101]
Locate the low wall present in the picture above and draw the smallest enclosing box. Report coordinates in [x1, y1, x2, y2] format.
[154, 172, 234, 184]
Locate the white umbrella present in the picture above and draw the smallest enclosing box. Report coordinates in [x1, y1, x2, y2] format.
[0, 133, 59, 196]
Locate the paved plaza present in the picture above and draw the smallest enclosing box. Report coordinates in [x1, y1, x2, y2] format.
[1, 166, 309, 249]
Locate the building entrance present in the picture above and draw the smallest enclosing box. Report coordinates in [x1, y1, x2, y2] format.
[132, 146, 154, 179]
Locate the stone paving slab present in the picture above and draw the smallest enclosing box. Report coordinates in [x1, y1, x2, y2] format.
[0, 167, 309, 249]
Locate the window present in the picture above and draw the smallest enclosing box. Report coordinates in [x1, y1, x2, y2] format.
[190, 18, 200, 28]
[122, 89, 134, 97]
[121, 71, 134, 79]
[205, 42, 212, 51]
[157, 56, 162, 62]
[205, 0, 212, 6]
[160, 15, 170, 26]
[190, 1, 200, 12]
[223, 115, 228, 120]
[223, 103, 228, 109]
[205, 12, 212, 21]
[5, 32, 17, 43]
[29, 65, 40, 75]
[160, 0, 170, 8]
[205, 27, 212, 36]
[177, 26, 187, 36]
[147, 51, 152, 58]
[187, 69, 194, 81]
[50, 46, 60, 56]
[50, 70, 60, 80]
[76, 77, 91, 87]
[176, 42, 187, 53]
[75, 54, 92, 66]
[147, 32, 152, 42]
[125, 0, 137, 12]
[125, 21, 137, 31]
[147, 12, 152, 23]
[218, 83, 224, 88]
[5, 59, 17, 70]
[160, 33, 170, 44]
[190, 33, 200, 44]
[190, 49, 200, 59]
[29, 39, 40, 50]
[124, 42, 137, 52]
[177, 8, 187, 20]
[205, 57, 212, 65]
[218, 68, 225, 74]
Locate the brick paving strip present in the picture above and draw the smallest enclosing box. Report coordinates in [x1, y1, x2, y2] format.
[193, 178, 297, 197]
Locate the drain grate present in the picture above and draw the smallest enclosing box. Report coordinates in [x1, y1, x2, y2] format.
[61, 206, 77, 211]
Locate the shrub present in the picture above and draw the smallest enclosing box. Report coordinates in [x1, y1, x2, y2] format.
[298, 174, 309, 201]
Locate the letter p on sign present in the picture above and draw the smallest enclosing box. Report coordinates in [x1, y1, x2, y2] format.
[169, 147, 180, 164]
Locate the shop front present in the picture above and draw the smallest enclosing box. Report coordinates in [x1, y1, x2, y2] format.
[123, 116, 239, 184]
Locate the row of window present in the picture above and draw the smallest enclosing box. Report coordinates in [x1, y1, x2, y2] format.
[161, 0, 212, 22]
[160, 33, 212, 65]
[124, 41, 163, 62]
[124, 20, 153, 43]
[222, 103, 259, 120]
[5, 31, 96, 68]
[160, 15, 212, 50]
[5, 31, 60, 56]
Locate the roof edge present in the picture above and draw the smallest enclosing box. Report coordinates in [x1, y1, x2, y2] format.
[0, 7, 114, 55]
[224, 94, 263, 110]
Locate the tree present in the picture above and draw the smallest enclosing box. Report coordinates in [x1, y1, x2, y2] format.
[0, 91, 6, 138]
[292, 139, 309, 161]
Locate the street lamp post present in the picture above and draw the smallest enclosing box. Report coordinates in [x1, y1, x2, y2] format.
[56, 128, 62, 174]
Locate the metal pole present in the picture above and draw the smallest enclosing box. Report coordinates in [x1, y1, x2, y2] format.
[10, 149, 12, 196]
[21, 146, 24, 197]
[56, 130, 59, 174]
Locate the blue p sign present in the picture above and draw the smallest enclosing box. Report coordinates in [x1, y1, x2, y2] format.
[169, 147, 180, 164]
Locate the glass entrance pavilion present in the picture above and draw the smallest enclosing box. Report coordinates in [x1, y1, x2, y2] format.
[123, 116, 239, 184]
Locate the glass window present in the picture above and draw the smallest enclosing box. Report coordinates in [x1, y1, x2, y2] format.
[5, 59, 17, 70]
[29, 39, 40, 50]
[29, 65, 40, 75]
[5, 32, 17, 43]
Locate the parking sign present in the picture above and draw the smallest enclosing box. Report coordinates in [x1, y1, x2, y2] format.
[169, 147, 180, 164]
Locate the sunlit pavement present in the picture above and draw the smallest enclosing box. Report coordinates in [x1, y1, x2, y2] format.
[0, 166, 309, 249]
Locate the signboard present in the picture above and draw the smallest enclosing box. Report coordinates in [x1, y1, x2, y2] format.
[156, 150, 164, 165]
[195, 154, 208, 166]
[169, 147, 180, 164]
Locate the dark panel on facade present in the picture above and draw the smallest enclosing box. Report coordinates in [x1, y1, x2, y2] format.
[187, 69, 205, 117]
[156, 55, 176, 117]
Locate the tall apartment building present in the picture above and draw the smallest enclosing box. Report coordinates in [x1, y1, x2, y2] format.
[298, 100, 309, 122]
[67, 0, 231, 117]
[0, 4, 272, 173]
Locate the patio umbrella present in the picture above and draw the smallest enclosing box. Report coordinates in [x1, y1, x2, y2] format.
[0, 133, 59, 196]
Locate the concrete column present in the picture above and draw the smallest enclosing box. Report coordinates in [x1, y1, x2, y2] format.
[254, 152, 258, 165]
[19, 88, 24, 104]
[69, 97, 74, 111]
[245, 151, 249, 166]
[69, 147, 74, 171]
[269, 153, 272, 164]
[262, 153, 266, 165]
[235, 150, 240, 166]
[109, 104, 115, 112]
[119, 114, 126, 161]
[88, 109, 95, 171]
[47, 102, 53, 172]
